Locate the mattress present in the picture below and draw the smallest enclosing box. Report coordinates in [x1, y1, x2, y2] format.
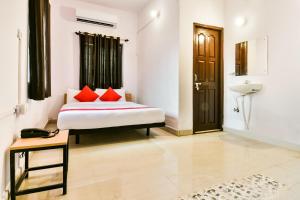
[57, 102, 165, 130]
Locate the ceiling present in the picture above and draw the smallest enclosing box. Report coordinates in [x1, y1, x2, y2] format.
[78, 0, 150, 12]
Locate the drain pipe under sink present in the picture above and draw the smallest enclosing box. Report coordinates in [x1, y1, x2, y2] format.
[234, 95, 253, 129]
[241, 95, 252, 129]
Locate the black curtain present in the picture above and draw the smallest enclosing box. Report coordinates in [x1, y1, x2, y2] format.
[28, 0, 51, 100]
[79, 34, 123, 90]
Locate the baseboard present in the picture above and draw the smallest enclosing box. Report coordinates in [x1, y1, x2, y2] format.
[47, 119, 57, 124]
[178, 129, 193, 136]
[223, 126, 300, 151]
[161, 126, 178, 135]
[161, 126, 193, 136]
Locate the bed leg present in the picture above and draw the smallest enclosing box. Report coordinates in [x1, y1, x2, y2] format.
[75, 135, 80, 144]
[146, 128, 150, 136]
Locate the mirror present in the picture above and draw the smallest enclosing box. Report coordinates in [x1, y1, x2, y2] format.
[235, 37, 268, 76]
[235, 41, 248, 76]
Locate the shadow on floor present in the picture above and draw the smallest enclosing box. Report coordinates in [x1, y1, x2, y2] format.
[66, 128, 165, 150]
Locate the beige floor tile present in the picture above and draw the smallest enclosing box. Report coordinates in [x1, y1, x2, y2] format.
[17, 125, 300, 200]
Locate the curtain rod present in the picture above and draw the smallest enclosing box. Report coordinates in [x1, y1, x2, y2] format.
[75, 31, 129, 42]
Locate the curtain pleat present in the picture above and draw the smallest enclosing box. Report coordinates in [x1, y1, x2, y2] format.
[28, 0, 51, 100]
[118, 44, 123, 88]
[79, 34, 123, 89]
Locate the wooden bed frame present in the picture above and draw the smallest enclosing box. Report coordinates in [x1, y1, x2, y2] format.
[63, 92, 165, 144]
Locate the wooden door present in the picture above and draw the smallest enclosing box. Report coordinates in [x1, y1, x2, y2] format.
[193, 24, 223, 133]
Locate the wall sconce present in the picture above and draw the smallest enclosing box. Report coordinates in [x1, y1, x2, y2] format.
[138, 9, 160, 33]
[150, 10, 160, 18]
[235, 16, 247, 27]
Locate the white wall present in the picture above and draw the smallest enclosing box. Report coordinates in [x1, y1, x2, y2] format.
[137, 0, 225, 130]
[137, 0, 180, 129]
[223, 0, 300, 145]
[178, 0, 224, 130]
[0, 0, 50, 195]
[49, 0, 138, 119]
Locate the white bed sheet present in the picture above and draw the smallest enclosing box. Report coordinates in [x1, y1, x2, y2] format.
[57, 102, 165, 130]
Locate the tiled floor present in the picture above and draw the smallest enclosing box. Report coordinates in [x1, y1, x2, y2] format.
[18, 125, 300, 200]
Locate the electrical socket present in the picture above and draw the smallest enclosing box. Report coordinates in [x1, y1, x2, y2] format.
[15, 104, 27, 116]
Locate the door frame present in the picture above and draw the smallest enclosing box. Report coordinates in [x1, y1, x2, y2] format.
[192, 23, 224, 134]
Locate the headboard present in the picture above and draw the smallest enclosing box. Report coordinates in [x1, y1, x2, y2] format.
[64, 92, 133, 104]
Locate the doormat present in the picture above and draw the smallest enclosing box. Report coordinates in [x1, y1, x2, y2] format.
[179, 174, 284, 200]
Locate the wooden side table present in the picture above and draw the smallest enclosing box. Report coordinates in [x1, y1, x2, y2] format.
[10, 131, 69, 200]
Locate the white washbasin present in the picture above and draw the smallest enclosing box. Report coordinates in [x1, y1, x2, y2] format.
[229, 83, 263, 95]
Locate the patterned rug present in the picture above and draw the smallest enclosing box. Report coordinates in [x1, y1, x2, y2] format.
[179, 174, 284, 200]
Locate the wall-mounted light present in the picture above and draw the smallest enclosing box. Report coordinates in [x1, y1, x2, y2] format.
[150, 10, 160, 18]
[138, 9, 160, 33]
[235, 16, 247, 27]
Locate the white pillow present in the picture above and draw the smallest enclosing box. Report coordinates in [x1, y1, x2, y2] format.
[96, 88, 126, 102]
[66, 88, 80, 104]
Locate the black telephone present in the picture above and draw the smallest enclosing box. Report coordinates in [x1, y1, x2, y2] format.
[21, 128, 60, 138]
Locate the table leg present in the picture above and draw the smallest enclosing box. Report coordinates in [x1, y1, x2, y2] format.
[63, 146, 68, 195]
[10, 151, 16, 200]
[67, 140, 69, 171]
[25, 151, 29, 178]
[75, 134, 80, 144]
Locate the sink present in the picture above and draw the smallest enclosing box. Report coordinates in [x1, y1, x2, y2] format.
[229, 83, 263, 95]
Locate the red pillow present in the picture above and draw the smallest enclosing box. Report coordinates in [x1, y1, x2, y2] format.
[99, 87, 121, 101]
[74, 86, 99, 102]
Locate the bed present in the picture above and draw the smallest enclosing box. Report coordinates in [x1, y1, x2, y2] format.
[57, 91, 165, 144]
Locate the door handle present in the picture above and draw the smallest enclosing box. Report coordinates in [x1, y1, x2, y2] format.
[195, 82, 202, 91]
[194, 74, 198, 81]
